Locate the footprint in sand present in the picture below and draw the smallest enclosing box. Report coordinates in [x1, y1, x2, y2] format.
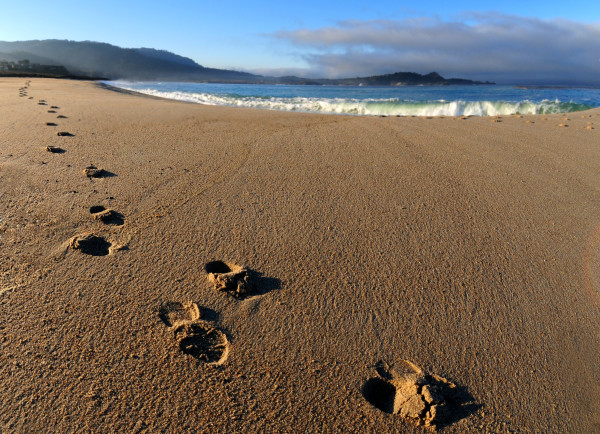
[175, 323, 230, 365]
[57, 115, 68, 119]
[361, 360, 477, 428]
[89, 205, 124, 225]
[47, 110, 56, 113]
[50, 105, 59, 109]
[46, 122, 58, 126]
[46, 146, 65, 154]
[69, 234, 112, 256]
[205, 261, 281, 298]
[159, 301, 200, 328]
[83, 165, 109, 178]
[205, 260, 252, 298]
[57, 131, 74, 137]
[159, 301, 229, 365]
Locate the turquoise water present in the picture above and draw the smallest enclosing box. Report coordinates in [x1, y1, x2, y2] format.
[107, 81, 600, 117]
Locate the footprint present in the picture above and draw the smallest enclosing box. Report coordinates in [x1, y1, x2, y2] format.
[69, 234, 111, 256]
[205, 261, 281, 298]
[46, 146, 65, 154]
[361, 360, 476, 428]
[46, 122, 58, 126]
[158, 301, 200, 327]
[159, 301, 230, 365]
[47, 110, 56, 113]
[83, 165, 106, 178]
[205, 261, 253, 298]
[174, 322, 229, 365]
[89, 206, 124, 225]
[50, 106, 59, 109]
[57, 115, 68, 119]
[57, 131, 74, 137]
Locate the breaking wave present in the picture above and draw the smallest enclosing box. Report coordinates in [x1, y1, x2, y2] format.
[108, 82, 595, 117]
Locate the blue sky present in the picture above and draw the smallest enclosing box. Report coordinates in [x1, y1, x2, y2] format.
[1, 1, 599, 83]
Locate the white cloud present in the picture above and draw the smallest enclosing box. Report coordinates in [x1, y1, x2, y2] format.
[265, 14, 600, 84]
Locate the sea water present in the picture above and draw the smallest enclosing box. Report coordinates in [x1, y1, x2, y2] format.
[106, 81, 600, 117]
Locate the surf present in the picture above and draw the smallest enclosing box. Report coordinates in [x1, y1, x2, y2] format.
[107, 81, 599, 117]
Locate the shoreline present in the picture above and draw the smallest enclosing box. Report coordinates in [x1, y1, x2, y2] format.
[1, 78, 599, 432]
[101, 80, 600, 118]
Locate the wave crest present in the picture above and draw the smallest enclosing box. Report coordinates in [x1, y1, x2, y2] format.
[111, 85, 592, 117]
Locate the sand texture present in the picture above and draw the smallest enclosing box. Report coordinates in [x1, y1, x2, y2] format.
[1, 78, 599, 432]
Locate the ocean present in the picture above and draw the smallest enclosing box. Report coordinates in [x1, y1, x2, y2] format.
[106, 81, 600, 117]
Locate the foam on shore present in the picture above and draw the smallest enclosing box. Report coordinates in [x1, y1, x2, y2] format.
[112, 86, 592, 116]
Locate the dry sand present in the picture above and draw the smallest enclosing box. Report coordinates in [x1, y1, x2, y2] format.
[1, 78, 599, 432]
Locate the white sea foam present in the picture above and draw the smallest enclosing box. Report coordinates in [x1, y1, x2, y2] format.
[110, 83, 591, 117]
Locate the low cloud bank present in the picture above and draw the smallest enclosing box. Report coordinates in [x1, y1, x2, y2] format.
[266, 13, 600, 85]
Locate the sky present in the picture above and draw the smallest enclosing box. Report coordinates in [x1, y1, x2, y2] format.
[1, 0, 599, 84]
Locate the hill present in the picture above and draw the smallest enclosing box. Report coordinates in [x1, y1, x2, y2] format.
[0, 40, 256, 82]
[0, 40, 493, 85]
[308, 71, 491, 86]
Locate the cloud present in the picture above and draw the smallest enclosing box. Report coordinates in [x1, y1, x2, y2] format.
[267, 14, 600, 84]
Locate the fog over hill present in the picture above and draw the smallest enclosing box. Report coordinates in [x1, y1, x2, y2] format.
[0, 40, 256, 81]
[0, 39, 491, 85]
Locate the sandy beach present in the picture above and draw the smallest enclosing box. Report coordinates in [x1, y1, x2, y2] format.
[1, 78, 599, 432]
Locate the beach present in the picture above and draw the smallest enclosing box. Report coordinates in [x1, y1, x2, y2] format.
[1, 77, 599, 432]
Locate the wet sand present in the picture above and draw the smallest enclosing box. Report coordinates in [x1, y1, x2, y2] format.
[1, 78, 599, 432]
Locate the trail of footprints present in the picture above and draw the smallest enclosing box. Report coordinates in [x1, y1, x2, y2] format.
[20, 80, 124, 254]
[25, 81, 242, 367]
[19, 80, 479, 429]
